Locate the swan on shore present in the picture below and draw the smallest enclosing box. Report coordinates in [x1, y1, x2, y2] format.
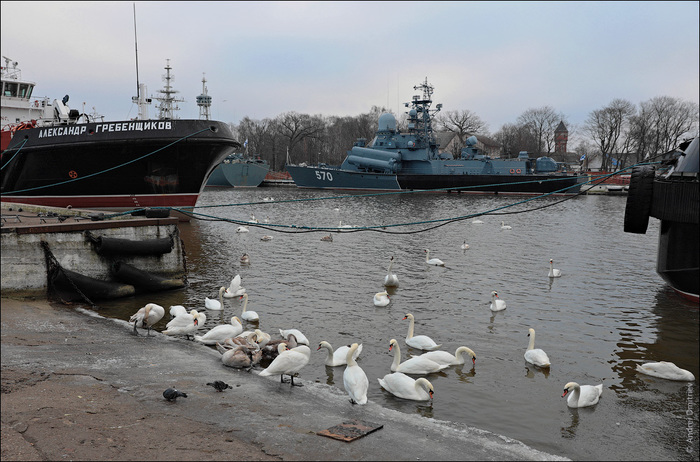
[343, 343, 368, 405]
[163, 309, 202, 340]
[194, 316, 243, 345]
[279, 328, 309, 346]
[129, 303, 165, 336]
[259, 344, 311, 386]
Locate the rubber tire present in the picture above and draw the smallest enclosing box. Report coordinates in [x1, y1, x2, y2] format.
[624, 165, 655, 234]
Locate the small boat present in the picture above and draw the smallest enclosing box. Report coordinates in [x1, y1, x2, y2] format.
[206, 153, 270, 187]
[624, 136, 699, 303]
[286, 78, 583, 195]
[1, 57, 240, 216]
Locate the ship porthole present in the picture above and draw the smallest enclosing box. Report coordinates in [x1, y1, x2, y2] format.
[209, 125, 218, 133]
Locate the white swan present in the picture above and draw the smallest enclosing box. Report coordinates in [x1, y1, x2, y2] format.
[260, 235, 273, 241]
[238, 293, 259, 322]
[168, 305, 187, 318]
[249, 214, 259, 223]
[279, 328, 309, 346]
[403, 313, 441, 351]
[259, 344, 311, 386]
[562, 382, 603, 408]
[196, 310, 207, 329]
[549, 259, 562, 278]
[218, 344, 256, 369]
[163, 309, 202, 340]
[317, 341, 362, 367]
[223, 274, 246, 298]
[389, 339, 448, 374]
[373, 291, 390, 307]
[240, 253, 250, 264]
[524, 328, 551, 367]
[636, 361, 695, 381]
[205, 286, 226, 310]
[194, 316, 243, 345]
[129, 303, 165, 336]
[461, 240, 470, 250]
[236, 225, 249, 233]
[253, 328, 271, 348]
[489, 291, 506, 312]
[343, 343, 368, 405]
[417, 346, 476, 366]
[501, 221, 512, 230]
[378, 372, 434, 401]
[472, 218, 484, 224]
[383, 256, 400, 287]
[424, 249, 445, 266]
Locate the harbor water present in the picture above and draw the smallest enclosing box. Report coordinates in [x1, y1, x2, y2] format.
[92, 187, 698, 461]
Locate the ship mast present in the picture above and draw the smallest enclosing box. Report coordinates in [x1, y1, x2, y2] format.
[154, 59, 184, 120]
[197, 73, 212, 120]
[130, 4, 150, 120]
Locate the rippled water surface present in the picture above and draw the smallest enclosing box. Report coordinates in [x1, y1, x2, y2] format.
[95, 187, 698, 461]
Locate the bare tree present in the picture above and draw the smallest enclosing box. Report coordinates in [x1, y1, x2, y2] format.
[436, 110, 489, 154]
[516, 106, 565, 155]
[493, 123, 538, 157]
[275, 112, 326, 165]
[583, 99, 636, 171]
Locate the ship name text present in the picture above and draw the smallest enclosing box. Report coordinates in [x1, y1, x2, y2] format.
[38, 121, 173, 138]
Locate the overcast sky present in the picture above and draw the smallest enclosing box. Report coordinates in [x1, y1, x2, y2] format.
[2, 1, 698, 135]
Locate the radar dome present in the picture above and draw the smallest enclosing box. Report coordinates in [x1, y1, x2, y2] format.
[378, 113, 397, 132]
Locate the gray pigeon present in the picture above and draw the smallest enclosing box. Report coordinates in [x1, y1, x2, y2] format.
[207, 380, 233, 392]
[163, 388, 187, 401]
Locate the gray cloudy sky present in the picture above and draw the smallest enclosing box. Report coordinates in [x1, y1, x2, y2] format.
[2, 1, 698, 134]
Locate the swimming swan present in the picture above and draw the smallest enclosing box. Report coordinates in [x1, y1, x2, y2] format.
[224, 274, 246, 298]
[549, 259, 562, 278]
[489, 291, 507, 312]
[524, 328, 551, 367]
[562, 382, 603, 408]
[205, 287, 227, 310]
[378, 372, 434, 401]
[238, 293, 259, 322]
[389, 339, 448, 374]
[343, 343, 369, 405]
[373, 291, 390, 307]
[417, 346, 476, 366]
[403, 313, 441, 351]
[636, 361, 695, 381]
[317, 341, 363, 367]
[383, 256, 399, 287]
[501, 221, 512, 230]
[424, 249, 445, 266]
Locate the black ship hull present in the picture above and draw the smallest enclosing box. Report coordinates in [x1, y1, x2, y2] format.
[1, 119, 239, 211]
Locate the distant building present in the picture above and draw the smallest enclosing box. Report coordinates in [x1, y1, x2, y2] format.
[555, 121, 568, 153]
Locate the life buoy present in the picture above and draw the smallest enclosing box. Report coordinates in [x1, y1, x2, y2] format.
[34, 100, 39, 107]
[516, 169, 522, 174]
[623, 165, 655, 234]
[68, 170, 78, 179]
[509, 169, 515, 174]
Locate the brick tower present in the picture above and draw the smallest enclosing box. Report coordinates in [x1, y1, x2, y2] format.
[555, 121, 568, 154]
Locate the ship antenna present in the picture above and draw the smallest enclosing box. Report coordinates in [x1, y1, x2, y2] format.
[133, 2, 140, 101]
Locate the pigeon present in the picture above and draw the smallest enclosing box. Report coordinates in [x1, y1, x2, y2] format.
[207, 380, 233, 392]
[163, 388, 187, 401]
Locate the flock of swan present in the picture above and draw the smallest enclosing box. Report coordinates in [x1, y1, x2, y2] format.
[128, 246, 695, 410]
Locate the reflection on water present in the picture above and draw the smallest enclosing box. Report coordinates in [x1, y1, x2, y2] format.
[92, 188, 698, 461]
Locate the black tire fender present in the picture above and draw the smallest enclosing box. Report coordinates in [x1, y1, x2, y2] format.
[624, 165, 655, 234]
